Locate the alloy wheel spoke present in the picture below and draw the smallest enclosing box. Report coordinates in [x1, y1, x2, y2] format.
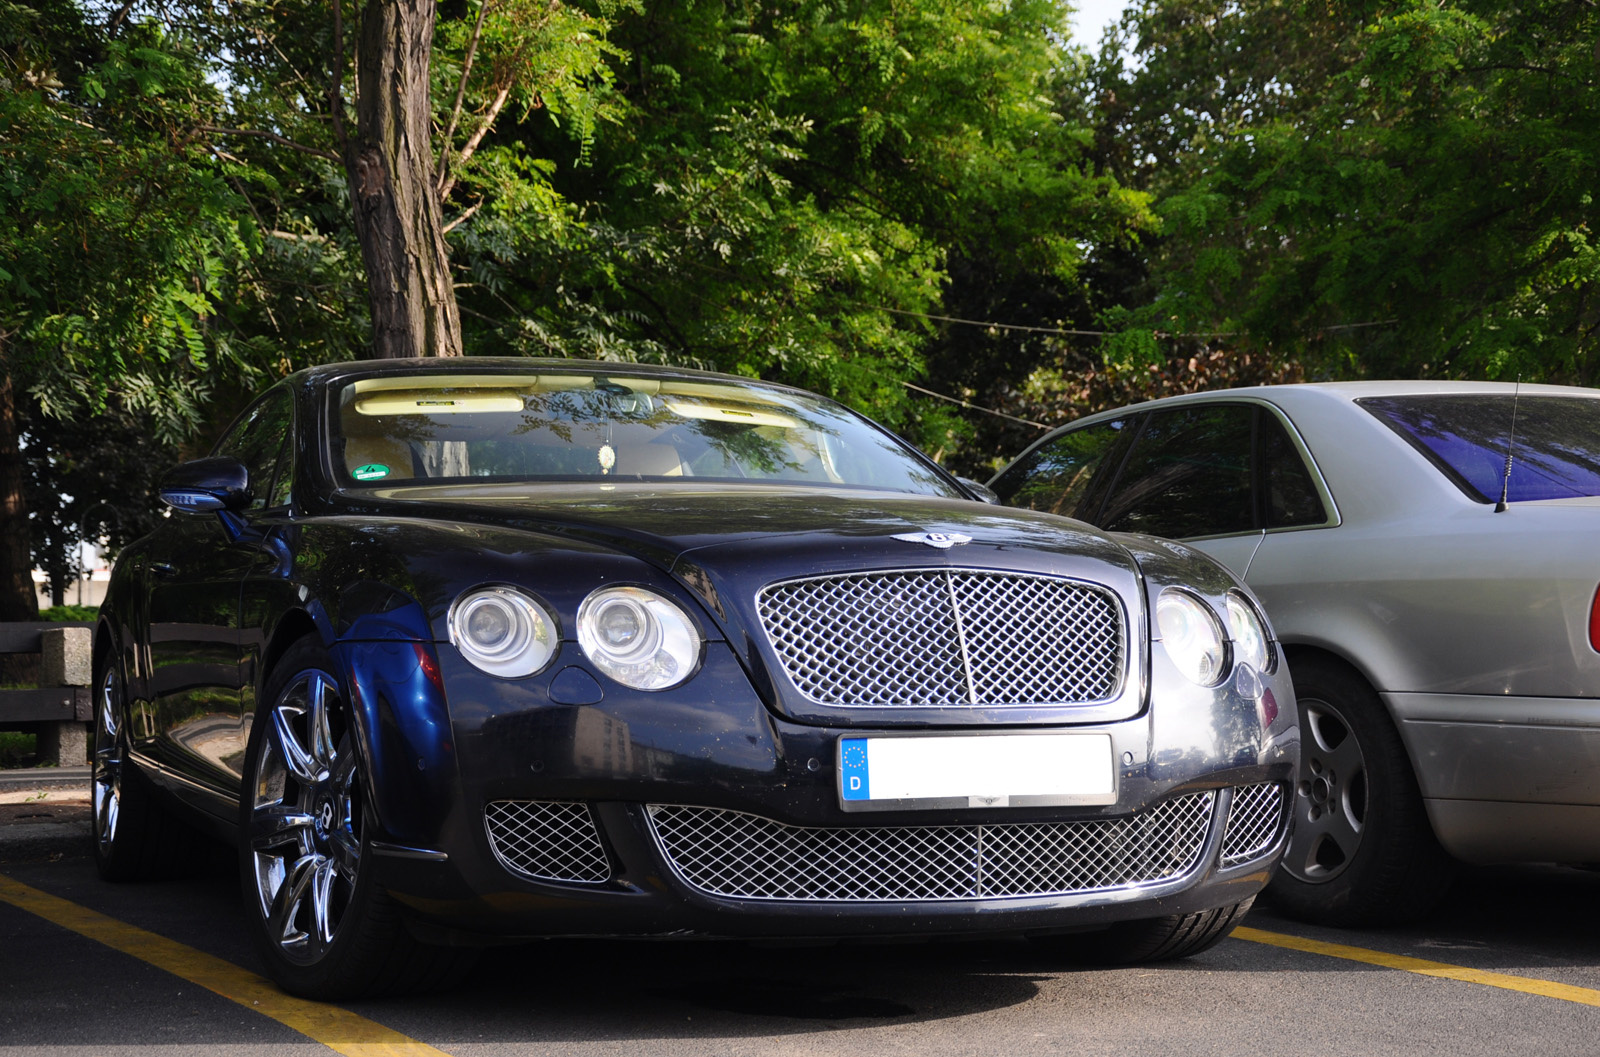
[307, 672, 338, 774]
[272, 704, 322, 785]
[1290, 786, 1362, 874]
[311, 859, 338, 947]
[272, 853, 322, 946]
[329, 827, 361, 877]
[1304, 704, 1344, 756]
[251, 805, 317, 850]
[1320, 729, 1365, 781]
[94, 781, 119, 845]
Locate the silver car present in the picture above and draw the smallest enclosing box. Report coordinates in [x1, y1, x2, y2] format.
[991, 381, 1600, 925]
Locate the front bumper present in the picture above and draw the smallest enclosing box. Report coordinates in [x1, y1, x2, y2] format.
[346, 641, 1298, 941]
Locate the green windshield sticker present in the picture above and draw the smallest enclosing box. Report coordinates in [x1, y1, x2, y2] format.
[352, 463, 390, 481]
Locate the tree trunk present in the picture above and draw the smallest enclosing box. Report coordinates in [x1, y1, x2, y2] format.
[0, 366, 40, 621]
[347, 0, 463, 359]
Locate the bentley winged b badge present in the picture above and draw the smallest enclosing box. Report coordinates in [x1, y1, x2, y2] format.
[891, 531, 973, 549]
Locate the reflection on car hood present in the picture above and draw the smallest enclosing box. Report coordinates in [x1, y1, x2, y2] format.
[357, 482, 1136, 571]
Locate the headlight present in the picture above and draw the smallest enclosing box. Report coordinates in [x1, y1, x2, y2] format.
[578, 586, 701, 690]
[1226, 591, 1274, 674]
[449, 587, 558, 678]
[1156, 589, 1228, 686]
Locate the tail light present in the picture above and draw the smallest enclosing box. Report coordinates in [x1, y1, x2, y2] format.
[1589, 585, 1600, 653]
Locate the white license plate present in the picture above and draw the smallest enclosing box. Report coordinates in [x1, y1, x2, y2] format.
[837, 733, 1116, 811]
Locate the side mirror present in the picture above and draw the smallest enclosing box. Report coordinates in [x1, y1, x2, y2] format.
[160, 457, 251, 513]
[956, 476, 1001, 505]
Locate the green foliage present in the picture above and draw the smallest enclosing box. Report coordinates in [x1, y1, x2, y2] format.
[0, 8, 258, 435]
[1096, 0, 1600, 383]
[38, 604, 97, 622]
[0, 731, 36, 768]
[455, 0, 1149, 454]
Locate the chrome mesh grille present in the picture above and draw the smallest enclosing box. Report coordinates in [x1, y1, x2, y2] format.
[484, 800, 611, 884]
[756, 570, 1125, 707]
[1220, 784, 1284, 867]
[647, 794, 1214, 902]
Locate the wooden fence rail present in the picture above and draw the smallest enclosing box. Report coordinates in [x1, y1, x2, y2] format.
[1, 622, 94, 766]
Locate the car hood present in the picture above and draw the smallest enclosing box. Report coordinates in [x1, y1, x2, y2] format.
[353, 482, 1139, 578]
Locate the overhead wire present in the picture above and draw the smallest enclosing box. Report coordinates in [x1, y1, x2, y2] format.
[886, 307, 1399, 428]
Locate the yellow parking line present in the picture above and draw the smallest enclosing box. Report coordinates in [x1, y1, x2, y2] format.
[0, 872, 453, 1057]
[1235, 926, 1600, 1008]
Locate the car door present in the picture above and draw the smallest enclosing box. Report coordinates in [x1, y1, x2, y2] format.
[994, 401, 1330, 577]
[142, 389, 293, 806]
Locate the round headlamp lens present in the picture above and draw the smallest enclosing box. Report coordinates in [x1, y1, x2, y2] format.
[596, 598, 651, 654]
[1226, 591, 1273, 674]
[449, 588, 557, 678]
[1156, 590, 1228, 686]
[578, 587, 700, 690]
[466, 601, 514, 651]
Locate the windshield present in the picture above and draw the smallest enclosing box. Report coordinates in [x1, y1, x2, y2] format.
[333, 371, 962, 497]
[1359, 394, 1600, 503]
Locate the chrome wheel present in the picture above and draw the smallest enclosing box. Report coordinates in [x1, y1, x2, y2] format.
[1283, 697, 1368, 883]
[91, 664, 123, 852]
[248, 668, 362, 967]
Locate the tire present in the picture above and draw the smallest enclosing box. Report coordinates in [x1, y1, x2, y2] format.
[91, 642, 200, 881]
[1267, 655, 1455, 926]
[240, 636, 471, 1000]
[1033, 897, 1256, 965]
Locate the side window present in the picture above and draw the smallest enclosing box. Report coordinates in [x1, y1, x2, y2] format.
[1260, 412, 1326, 528]
[990, 418, 1134, 521]
[214, 388, 293, 511]
[1100, 404, 1254, 538]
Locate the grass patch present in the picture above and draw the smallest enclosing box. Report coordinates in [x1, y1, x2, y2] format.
[40, 605, 98, 622]
[0, 731, 37, 769]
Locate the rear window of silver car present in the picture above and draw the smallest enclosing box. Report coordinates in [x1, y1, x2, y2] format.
[1359, 395, 1600, 503]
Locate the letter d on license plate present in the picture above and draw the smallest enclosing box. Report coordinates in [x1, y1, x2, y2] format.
[837, 733, 1115, 812]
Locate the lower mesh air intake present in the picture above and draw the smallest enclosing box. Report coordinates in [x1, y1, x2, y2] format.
[485, 800, 612, 884]
[1219, 783, 1285, 867]
[647, 793, 1215, 902]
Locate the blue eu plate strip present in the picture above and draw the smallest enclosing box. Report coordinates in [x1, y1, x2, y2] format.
[840, 738, 870, 801]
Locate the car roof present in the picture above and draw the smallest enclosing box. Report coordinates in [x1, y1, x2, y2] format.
[288, 356, 782, 389]
[1045, 379, 1600, 432]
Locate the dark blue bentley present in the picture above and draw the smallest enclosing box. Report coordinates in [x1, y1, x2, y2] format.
[93, 358, 1297, 998]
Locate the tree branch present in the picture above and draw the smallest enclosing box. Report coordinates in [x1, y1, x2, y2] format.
[437, 0, 495, 195]
[441, 197, 484, 234]
[437, 80, 513, 201]
[199, 125, 340, 161]
[107, 0, 138, 34]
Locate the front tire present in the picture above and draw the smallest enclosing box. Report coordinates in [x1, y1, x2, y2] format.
[240, 636, 467, 999]
[1268, 655, 1454, 926]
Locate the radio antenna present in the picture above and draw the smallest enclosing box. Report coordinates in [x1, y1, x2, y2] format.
[1495, 376, 1522, 513]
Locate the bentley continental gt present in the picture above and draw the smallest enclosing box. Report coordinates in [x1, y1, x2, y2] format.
[94, 358, 1297, 998]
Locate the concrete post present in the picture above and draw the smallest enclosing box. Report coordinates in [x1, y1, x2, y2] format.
[38, 627, 92, 766]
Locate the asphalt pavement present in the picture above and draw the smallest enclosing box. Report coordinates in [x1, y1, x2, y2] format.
[4, 768, 1600, 1056]
[0, 767, 91, 864]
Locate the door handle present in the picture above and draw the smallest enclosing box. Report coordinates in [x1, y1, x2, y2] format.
[150, 561, 178, 579]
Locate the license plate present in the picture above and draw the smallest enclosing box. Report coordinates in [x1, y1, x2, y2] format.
[837, 733, 1116, 811]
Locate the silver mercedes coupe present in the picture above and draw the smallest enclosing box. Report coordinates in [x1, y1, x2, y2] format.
[991, 381, 1600, 925]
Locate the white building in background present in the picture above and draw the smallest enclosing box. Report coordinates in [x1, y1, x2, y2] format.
[32, 541, 110, 610]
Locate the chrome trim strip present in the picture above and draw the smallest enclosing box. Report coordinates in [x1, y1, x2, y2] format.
[369, 842, 449, 862]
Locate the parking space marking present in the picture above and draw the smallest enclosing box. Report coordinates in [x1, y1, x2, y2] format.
[0, 872, 454, 1057]
[1235, 926, 1600, 1007]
